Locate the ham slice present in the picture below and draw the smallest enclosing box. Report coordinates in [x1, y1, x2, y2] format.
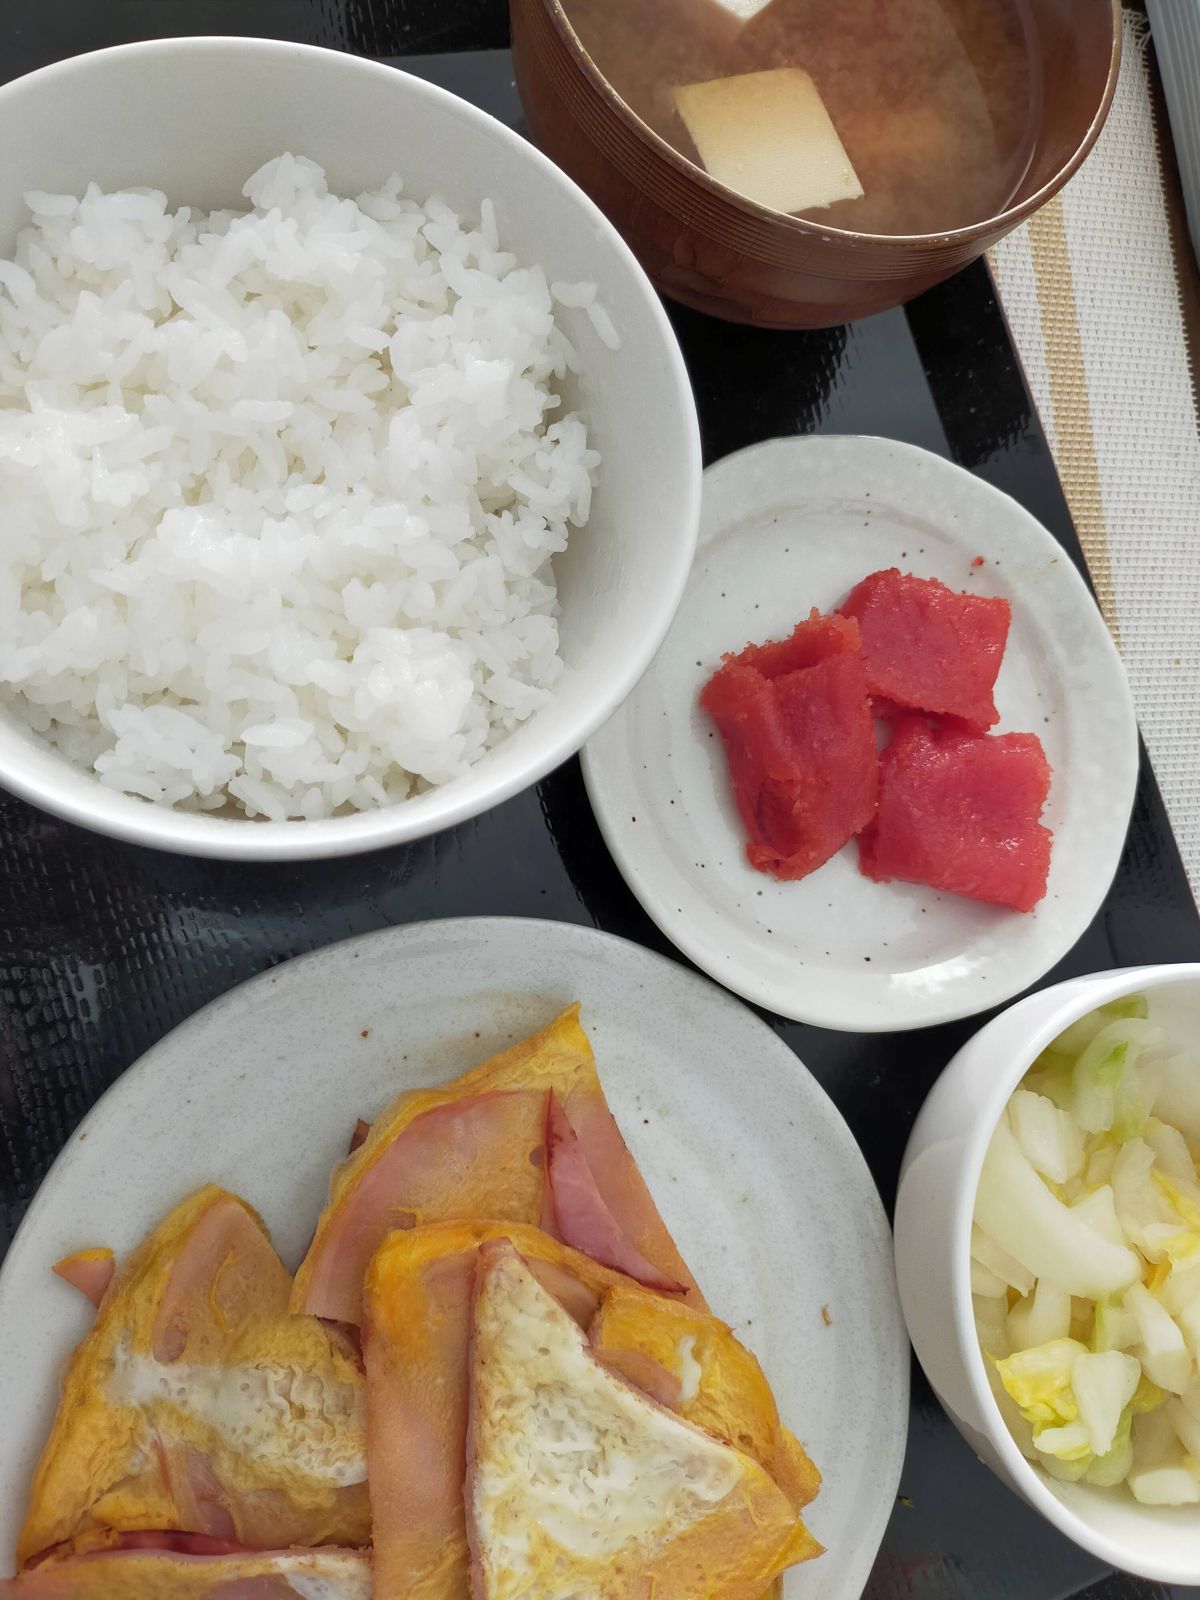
[545, 1094, 683, 1292]
[26, 1533, 250, 1562]
[148, 1193, 291, 1364]
[293, 1007, 701, 1325]
[295, 1090, 546, 1325]
[51, 1250, 115, 1310]
[18, 1187, 369, 1570]
[591, 1346, 683, 1409]
[160, 1448, 239, 1544]
[0, 1546, 370, 1597]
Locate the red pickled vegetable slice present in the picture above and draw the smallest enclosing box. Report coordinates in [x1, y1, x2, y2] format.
[840, 568, 1011, 731]
[701, 612, 878, 882]
[858, 717, 1052, 912]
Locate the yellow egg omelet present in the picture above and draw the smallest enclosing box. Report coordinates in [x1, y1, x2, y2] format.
[18, 1185, 369, 1568]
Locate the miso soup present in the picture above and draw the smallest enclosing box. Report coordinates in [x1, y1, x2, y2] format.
[560, 0, 1040, 235]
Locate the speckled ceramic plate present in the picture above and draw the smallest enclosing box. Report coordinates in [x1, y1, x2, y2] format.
[583, 436, 1138, 1032]
[0, 917, 907, 1595]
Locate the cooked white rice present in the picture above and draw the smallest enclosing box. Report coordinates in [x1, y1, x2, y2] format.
[0, 154, 603, 820]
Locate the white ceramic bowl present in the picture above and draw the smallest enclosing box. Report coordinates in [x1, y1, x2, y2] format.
[895, 963, 1200, 1583]
[0, 38, 700, 859]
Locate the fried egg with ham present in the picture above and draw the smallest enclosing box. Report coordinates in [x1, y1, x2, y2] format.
[466, 1241, 818, 1600]
[362, 1219, 821, 1600]
[17, 1186, 368, 1570]
[11, 1006, 823, 1600]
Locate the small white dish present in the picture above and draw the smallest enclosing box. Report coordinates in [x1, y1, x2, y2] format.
[895, 963, 1200, 1584]
[0, 916, 907, 1596]
[582, 435, 1138, 1032]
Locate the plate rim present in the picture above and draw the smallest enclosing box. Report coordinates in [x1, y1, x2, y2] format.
[0, 914, 909, 1598]
[582, 433, 1139, 1032]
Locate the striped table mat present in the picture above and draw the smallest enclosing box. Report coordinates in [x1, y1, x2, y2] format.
[990, 6, 1200, 900]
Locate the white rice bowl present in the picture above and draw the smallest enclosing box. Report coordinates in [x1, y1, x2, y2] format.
[0, 153, 606, 821]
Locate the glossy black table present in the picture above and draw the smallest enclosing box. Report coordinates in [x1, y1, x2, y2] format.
[3, 10, 1199, 1600]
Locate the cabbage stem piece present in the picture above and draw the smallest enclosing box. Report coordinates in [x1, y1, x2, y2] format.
[1070, 1020, 1163, 1137]
[1053, 995, 1149, 1057]
[1085, 1406, 1135, 1487]
[1126, 1282, 1192, 1394]
[1009, 1089, 1085, 1184]
[1073, 1350, 1140, 1455]
[1169, 1397, 1200, 1460]
[1009, 1279, 1071, 1349]
[977, 1118, 1141, 1298]
[1071, 1186, 1126, 1249]
[1092, 1295, 1141, 1354]
[1113, 1139, 1187, 1262]
[971, 1225, 1035, 1296]
[1129, 1465, 1200, 1505]
[1153, 1054, 1200, 1151]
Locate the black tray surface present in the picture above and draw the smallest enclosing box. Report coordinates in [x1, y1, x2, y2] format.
[2, 13, 1199, 1600]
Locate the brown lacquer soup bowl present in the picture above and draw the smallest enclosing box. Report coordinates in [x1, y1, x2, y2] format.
[511, 0, 1121, 328]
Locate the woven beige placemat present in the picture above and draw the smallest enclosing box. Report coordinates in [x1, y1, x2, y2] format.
[990, 7, 1200, 900]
